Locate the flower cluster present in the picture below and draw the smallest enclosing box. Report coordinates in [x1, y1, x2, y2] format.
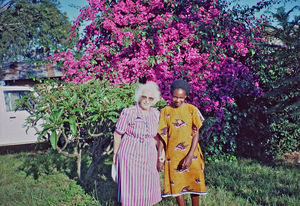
[50, 0, 265, 133]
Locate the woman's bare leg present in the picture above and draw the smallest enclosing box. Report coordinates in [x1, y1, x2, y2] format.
[176, 195, 185, 206]
[191, 194, 199, 206]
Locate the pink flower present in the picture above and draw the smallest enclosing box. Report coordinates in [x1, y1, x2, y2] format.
[48, 0, 263, 134]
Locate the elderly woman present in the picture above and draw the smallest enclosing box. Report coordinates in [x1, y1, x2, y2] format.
[112, 81, 162, 206]
[157, 79, 207, 206]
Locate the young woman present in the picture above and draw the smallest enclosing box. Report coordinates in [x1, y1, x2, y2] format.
[113, 81, 162, 206]
[157, 79, 207, 206]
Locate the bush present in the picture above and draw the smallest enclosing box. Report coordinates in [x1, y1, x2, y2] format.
[18, 79, 135, 180]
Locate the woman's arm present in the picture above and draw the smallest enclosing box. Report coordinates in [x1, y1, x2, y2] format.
[182, 129, 199, 168]
[154, 134, 165, 172]
[113, 131, 122, 164]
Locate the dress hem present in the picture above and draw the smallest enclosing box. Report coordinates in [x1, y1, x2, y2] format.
[162, 191, 207, 197]
[118, 198, 162, 205]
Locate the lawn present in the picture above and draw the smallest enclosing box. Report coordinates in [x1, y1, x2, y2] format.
[0, 150, 299, 206]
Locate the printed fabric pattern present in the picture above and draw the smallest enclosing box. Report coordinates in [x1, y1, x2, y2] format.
[158, 104, 207, 197]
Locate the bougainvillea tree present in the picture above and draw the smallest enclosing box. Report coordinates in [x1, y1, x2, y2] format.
[50, 0, 268, 157]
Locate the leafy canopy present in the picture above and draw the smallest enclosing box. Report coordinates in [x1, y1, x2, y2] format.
[49, 0, 269, 157]
[51, 0, 263, 115]
[0, 0, 71, 62]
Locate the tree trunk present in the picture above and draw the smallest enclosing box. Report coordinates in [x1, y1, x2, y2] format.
[84, 154, 105, 181]
[76, 145, 82, 180]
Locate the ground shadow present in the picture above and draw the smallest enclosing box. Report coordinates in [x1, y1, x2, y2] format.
[17, 147, 120, 205]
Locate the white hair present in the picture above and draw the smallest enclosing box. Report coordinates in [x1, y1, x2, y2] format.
[134, 81, 161, 105]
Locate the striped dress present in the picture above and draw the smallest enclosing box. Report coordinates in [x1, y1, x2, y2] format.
[115, 104, 162, 206]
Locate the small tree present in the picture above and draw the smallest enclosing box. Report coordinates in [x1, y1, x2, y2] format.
[0, 0, 72, 62]
[235, 4, 300, 158]
[19, 79, 138, 180]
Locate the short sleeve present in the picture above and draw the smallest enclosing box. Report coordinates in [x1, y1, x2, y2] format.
[192, 106, 205, 130]
[115, 108, 130, 135]
[158, 108, 168, 145]
[152, 108, 161, 124]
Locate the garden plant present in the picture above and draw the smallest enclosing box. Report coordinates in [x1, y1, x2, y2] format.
[12, 0, 300, 204]
[48, 0, 298, 159]
[18, 0, 299, 178]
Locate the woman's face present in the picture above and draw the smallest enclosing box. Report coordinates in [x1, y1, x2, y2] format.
[172, 88, 186, 107]
[139, 89, 155, 111]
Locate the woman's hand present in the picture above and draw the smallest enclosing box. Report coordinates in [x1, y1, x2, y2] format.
[157, 160, 164, 172]
[181, 154, 193, 168]
[155, 134, 165, 172]
[113, 152, 117, 165]
[181, 129, 199, 169]
[113, 131, 122, 165]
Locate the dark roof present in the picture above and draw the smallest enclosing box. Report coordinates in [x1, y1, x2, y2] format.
[0, 62, 63, 81]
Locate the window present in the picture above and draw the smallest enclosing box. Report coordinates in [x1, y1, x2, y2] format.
[4, 91, 30, 112]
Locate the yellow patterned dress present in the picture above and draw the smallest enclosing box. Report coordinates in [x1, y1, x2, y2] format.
[158, 104, 207, 197]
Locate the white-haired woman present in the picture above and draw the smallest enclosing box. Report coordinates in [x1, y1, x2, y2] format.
[113, 81, 162, 206]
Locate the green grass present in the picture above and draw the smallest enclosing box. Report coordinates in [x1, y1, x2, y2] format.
[202, 159, 300, 206]
[0, 151, 299, 206]
[0, 152, 98, 206]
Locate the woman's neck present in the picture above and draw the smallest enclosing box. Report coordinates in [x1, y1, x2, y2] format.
[141, 108, 150, 114]
[172, 102, 186, 108]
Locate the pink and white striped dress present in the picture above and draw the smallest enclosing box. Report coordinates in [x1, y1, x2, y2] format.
[115, 104, 162, 206]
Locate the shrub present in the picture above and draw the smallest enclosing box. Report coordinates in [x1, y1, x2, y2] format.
[18, 79, 139, 180]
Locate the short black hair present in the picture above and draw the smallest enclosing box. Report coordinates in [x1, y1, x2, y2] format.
[170, 79, 190, 96]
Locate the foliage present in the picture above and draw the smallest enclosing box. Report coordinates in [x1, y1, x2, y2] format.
[262, 74, 299, 156]
[48, 0, 269, 157]
[263, 5, 299, 73]
[200, 106, 240, 157]
[262, 5, 299, 156]
[0, 0, 72, 62]
[14, 0, 297, 161]
[0, 153, 99, 206]
[2, 153, 299, 205]
[236, 4, 300, 158]
[19, 148, 91, 180]
[17, 78, 143, 179]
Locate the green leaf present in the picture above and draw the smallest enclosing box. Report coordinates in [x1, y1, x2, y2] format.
[70, 93, 78, 105]
[50, 131, 57, 150]
[69, 115, 77, 135]
[91, 59, 97, 65]
[107, 116, 118, 122]
[250, 48, 256, 57]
